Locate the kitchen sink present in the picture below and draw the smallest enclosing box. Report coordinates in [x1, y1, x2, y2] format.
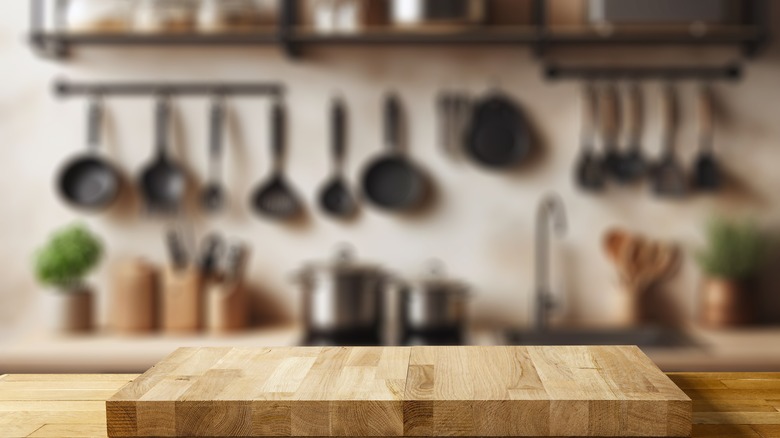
[503, 326, 698, 348]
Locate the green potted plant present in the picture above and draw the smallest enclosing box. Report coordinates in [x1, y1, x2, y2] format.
[34, 224, 103, 332]
[695, 218, 767, 328]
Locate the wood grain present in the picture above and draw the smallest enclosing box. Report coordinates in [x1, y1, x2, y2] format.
[104, 346, 689, 437]
[0, 372, 779, 438]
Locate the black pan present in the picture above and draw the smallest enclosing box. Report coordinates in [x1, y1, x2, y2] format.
[361, 94, 428, 211]
[58, 98, 121, 210]
[465, 92, 532, 170]
[139, 98, 187, 214]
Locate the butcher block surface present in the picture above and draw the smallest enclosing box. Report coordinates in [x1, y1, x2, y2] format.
[106, 346, 692, 437]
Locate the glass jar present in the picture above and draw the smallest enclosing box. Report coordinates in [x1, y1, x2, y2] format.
[197, 0, 277, 33]
[135, 0, 199, 33]
[59, 0, 135, 33]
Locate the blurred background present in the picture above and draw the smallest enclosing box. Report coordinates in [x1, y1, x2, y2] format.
[1, 0, 779, 373]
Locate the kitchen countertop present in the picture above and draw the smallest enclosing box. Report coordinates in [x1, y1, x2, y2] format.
[1, 325, 780, 373]
[0, 372, 778, 437]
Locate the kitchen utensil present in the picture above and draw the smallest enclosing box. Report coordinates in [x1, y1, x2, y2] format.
[251, 101, 303, 220]
[438, 92, 471, 161]
[293, 246, 390, 340]
[197, 233, 224, 277]
[652, 84, 688, 198]
[165, 226, 189, 271]
[603, 228, 629, 264]
[200, 97, 226, 213]
[361, 94, 429, 211]
[574, 83, 606, 191]
[465, 91, 532, 170]
[601, 83, 623, 180]
[391, 0, 487, 28]
[399, 260, 470, 335]
[224, 242, 250, 282]
[139, 97, 187, 214]
[614, 83, 647, 183]
[58, 97, 121, 211]
[692, 84, 722, 191]
[319, 98, 357, 218]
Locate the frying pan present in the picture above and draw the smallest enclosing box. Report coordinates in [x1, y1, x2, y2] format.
[361, 94, 428, 211]
[464, 91, 532, 170]
[139, 98, 187, 214]
[652, 84, 688, 198]
[57, 97, 121, 210]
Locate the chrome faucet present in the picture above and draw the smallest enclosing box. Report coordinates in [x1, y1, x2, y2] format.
[534, 193, 567, 332]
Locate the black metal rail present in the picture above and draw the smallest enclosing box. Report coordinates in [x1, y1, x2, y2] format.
[545, 64, 743, 81]
[54, 79, 285, 98]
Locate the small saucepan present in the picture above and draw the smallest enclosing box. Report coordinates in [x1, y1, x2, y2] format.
[399, 261, 470, 336]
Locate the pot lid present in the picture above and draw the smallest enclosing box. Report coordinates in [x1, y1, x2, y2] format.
[409, 260, 470, 294]
[299, 244, 384, 275]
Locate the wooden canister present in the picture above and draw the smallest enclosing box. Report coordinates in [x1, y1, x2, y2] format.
[110, 259, 158, 334]
[161, 266, 203, 333]
[205, 280, 247, 333]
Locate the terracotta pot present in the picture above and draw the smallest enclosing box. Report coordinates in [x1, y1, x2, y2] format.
[43, 287, 93, 333]
[699, 277, 753, 328]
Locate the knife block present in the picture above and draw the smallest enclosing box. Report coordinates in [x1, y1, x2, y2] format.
[161, 266, 203, 333]
[205, 280, 247, 333]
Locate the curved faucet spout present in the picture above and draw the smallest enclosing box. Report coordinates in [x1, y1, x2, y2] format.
[534, 193, 567, 332]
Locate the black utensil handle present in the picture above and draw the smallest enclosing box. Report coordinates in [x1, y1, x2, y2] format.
[210, 97, 225, 159]
[600, 84, 620, 149]
[385, 94, 401, 152]
[699, 84, 715, 153]
[87, 96, 104, 152]
[627, 83, 644, 147]
[155, 97, 171, 159]
[662, 84, 678, 155]
[332, 99, 346, 170]
[581, 84, 598, 151]
[271, 101, 285, 171]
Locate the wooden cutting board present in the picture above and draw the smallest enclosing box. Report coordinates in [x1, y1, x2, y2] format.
[107, 346, 691, 437]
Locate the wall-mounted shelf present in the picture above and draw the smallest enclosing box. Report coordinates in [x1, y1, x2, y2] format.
[30, 0, 770, 61]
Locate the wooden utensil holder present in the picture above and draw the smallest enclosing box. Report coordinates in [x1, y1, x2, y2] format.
[205, 280, 247, 333]
[110, 259, 158, 333]
[161, 266, 203, 333]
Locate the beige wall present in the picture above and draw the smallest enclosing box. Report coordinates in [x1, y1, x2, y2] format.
[2, 2, 780, 339]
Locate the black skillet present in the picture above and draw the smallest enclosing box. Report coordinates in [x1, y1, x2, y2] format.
[58, 97, 121, 210]
[465, 91, 532, 170]
[361, 94, 428, 211]
[574, 83, 606, 191]
[692, 84, 721, 191]
[139, 97, 187, 214]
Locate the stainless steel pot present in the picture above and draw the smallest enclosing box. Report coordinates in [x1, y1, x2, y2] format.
[400, 262, 470, 334]
[294, 247, 389, 337]
[390, 0, 487, 28]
